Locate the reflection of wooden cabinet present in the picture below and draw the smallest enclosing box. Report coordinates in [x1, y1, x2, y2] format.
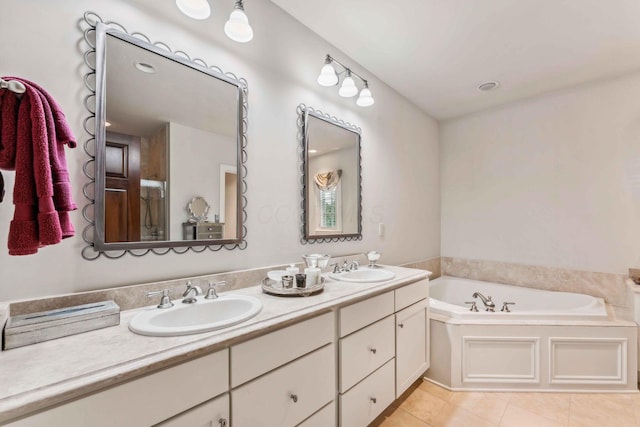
[182, 221, 224, 240]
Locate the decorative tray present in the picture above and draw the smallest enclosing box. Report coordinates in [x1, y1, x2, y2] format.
[261, 277, 325, 297]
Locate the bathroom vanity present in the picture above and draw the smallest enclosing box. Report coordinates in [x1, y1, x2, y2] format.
[0, 266, 429, 426]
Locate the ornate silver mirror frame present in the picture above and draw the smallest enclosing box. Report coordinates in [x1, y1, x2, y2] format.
[297, 104, 362, 243]
[80, 12, 248, 260]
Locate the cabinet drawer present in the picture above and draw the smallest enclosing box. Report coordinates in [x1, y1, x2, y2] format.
[297, 401, 336, 427]
[339, 359, 395, 427]
[232, 344, 335, 427]
[395, 279, 428, 312]
[197, 231, 223, 239]
[7, 350, 229, 427]
[339, 291, 394, 337]
[339, 315, 395, 392]
[231, 312, 333, 387]
[155, 393, 229, 427]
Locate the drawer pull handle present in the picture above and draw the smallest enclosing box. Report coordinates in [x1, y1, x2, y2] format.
[369, 347, 377, 354]
[290, 393, 298, 403]
[218, 418, 227, 427]
[370, 397, 377, 404]
[398, 323, 404, 328]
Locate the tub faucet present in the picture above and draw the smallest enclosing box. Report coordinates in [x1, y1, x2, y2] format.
[182, 281, 203, 304]
[472, 292, 496, 312]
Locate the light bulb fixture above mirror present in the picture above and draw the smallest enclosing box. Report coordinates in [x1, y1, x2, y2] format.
[176, 0, 253, 43]
[317, 54, 375, 107]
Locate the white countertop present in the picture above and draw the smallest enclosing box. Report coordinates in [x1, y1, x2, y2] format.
[0, 265, 428, 423]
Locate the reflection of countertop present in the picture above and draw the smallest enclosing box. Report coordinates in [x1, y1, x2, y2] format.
[0, 265, 429, 423]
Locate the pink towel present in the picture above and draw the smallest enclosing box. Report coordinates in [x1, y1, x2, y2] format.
[0, 76, 77, 255]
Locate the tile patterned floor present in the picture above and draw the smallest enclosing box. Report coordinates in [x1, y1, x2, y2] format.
[371, 381, 640, 427]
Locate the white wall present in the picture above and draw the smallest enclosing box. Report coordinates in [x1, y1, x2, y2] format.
[0, 0, 440, 301]
[169, 123, 235, 238]
[441, 72, 640, 274]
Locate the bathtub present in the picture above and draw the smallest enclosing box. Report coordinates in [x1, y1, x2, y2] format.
[429, 276, 608, 321]
[426, 276, 637, 392]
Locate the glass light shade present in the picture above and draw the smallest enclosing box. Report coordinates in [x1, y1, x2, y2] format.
[176, 0, 211, 20]
[338, 76, 358, 97]
[225, 9, 254, 43]
[356, 87, 375, 107]
[317, 63, 338, 86]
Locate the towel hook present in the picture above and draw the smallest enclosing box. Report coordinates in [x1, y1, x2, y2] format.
[0, 78, 26, 94]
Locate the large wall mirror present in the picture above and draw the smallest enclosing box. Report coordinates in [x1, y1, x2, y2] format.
[81, 13, 247, 259]
[297, 104, 362, 243]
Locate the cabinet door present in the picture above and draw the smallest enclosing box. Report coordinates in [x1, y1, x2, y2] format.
[396, 300, 429, 397]
[155, 393, 229, 427]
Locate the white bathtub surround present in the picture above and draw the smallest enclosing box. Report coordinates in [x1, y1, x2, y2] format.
[427, 276, 637, 392]
[430, 276, 607, 321]
[441, 257, 632, 320]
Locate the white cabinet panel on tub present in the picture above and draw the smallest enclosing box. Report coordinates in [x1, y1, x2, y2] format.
[232, 344, 335, 427]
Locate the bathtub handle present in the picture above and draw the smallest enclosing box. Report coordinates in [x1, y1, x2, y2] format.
[369, 347, 377, 354]
[464, 301, 479, 312]
[501, 302, 516, 312]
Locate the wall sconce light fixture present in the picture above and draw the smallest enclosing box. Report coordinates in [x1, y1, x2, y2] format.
[317, 54, 375, 107]
[176, 0, 253, 43]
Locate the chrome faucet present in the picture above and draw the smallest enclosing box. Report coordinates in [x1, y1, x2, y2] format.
[331, 260, 359, 273]
[472, 292, 496, 312]
[205, 281, 226, 300]
[182, 281, 203, 304]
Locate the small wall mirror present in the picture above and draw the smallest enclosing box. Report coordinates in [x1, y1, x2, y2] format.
[82, 14, 248, 258]
[298, 104, 362, 242]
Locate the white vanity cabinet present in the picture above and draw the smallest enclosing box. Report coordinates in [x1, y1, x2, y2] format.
[6, 349, 229, 427]
[337, 279, 429, 426]
[231, 312, 336, 427]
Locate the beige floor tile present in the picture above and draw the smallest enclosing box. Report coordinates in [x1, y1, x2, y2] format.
[569, 395, 636, 427]
[500, 404, 567, 427]
[378, 408, 433, 427]
[448, 392, 510, 425]
[507, 392, 570, 424]
[418, 381, 455, 402]
[399, 388, 448, 425]
[430, 402, 497, 427]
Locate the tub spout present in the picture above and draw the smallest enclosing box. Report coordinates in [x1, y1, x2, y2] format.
[472, 292, 496, 312]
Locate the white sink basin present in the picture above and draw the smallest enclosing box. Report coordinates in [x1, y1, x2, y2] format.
[129, 294, 262, 337]
[329, 268, 396, 283]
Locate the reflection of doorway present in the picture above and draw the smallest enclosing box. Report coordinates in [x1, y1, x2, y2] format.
[219, 164, 237, 239]
[105, 132, 141, 242]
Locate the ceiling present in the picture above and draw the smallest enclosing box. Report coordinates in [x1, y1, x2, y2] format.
[270, 0, 640, 119]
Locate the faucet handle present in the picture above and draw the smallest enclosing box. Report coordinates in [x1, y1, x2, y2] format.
[145, 289, 173, 309]
[464, 301, 478, 312]
[330, 263, 341, 273]
[501, 302, 515, 312]
[205, 281, 226, 299]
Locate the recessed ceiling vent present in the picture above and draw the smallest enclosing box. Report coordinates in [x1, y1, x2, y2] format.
[478, 81, 500, 91]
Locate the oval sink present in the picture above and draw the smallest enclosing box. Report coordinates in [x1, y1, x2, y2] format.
[329, 268, 396, 283]
[129, 294, 262, 337]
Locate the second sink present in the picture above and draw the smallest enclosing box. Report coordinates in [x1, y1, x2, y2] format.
[329, 268, 396, 283]
[129, 294, 262, 337]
